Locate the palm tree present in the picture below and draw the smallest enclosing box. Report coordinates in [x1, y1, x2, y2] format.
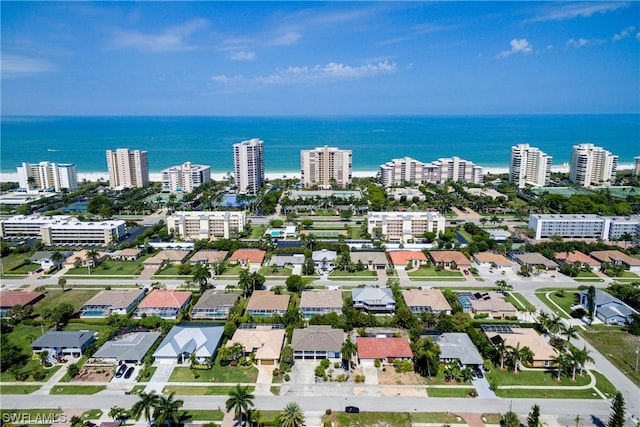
[552, 350, 568, 381]
[508, 343, 534, 374]
[86, 248, 100, 274]
[50, 250, 65, 268]
[495, 339, 508, 370]
[547, 315, 562, 338]
[341, 336, 357, 378]
[108, 406, 127, 423]
[562, 325, 579, 347]
[278, 402, 305, 427]
[537, 312, 550, 332]
[131, 390, 160, 425]
[239, 269, 252, 298]
[572, 346, 594, 376]
[192, 263, 211, 292]
[460, 366, 475, 383]
[153, 392, 185, 427]
[226, 384, 255, 426]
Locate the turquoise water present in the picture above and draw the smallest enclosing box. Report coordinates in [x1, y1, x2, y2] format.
[2, 115, 638, 174]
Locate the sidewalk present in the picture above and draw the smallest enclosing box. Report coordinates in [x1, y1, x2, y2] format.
[32, 359, 73, 395]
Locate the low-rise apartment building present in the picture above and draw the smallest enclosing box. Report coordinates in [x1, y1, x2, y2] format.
[528, 214, 640, 241]
[367, 211, 445, 242]
[167, 211, 246, 240]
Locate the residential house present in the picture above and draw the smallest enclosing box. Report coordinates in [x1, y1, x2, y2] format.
[590, 250, 640, 272]
[351, 287, 395, 314]
[458, 291, 517, 319]
[349, 251, 389, 270]
[473, 252, 513, 270]
[300, 290, 343, 319]
[109, 249, 142, 261]
[62, 249, 108, 269]
[579, 289, 638, 325]
[79, 289, 147, 318]
[189, 250, 228, 265]
[483, 326, 555, 368]
[143, 250, 190, 269]
[555, 250, 601, 270]
[515, 253, 558, 271]
[133, 289, 192, 319]
[226, 324, 286, 366]
[30, 251, 71, 269]
[191, 290, 238, 320]
[246, 290, 290, 318]
[269, 254, 305, 268]
[0, 291, 44, 317]
[153, 324, 224, 364]
[229, 249, 266, 269]
[31, 331, 95, 359]
[402, 289, 452, 316]
[92, 331, 161, 364]
[428, 251, 472, 270]
[437, 333, 484, 368]
[357, 337, 413, 365]
[291, 325, 345, 361]
[387, 251, 428, 270]
[312, 249, 337, 271]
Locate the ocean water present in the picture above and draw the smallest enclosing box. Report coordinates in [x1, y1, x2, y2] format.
[1, 115, 638, 174]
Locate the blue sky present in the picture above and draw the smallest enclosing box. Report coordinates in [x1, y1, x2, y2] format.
[2, 1, 639, 115]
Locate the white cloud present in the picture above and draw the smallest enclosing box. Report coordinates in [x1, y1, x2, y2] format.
[612, 26, 636, 41]
[228, 51, 256, 61]
[637, 32, 640, 40]
[1, 54, 55, 79]
[270, 31, 301, 46]
[211, 60, 397, 86]
[110, 18, 208, 52]
[495, 39, 533, 59]
[566, 38, 589, 48]
[528, 2, 628, 22]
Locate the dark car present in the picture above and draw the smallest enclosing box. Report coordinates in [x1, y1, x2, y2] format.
[124, 366, 135, 379]
[345, 406, 360, 414]
[115, 364, 128, 378]
[475, 368, 484, 378]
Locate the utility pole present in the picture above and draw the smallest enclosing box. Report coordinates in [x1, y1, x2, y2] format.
[635, 347, 639, 371]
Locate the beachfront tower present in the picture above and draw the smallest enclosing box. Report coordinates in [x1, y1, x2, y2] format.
[379, 156, 483, 187]
[509, 144, 552, 188]
[161, 162, 211, 193]
[569, 143, 618, 187]
[17, 161, 78, 192]
[106, 148, 149, 189]
[300, 145, 352, 189]
[635, 156, 640, 177]
[233, 138, 264, 195]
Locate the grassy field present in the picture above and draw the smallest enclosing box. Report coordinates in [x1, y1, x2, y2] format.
[162, 385, 254, 395]
[413, 412, 466, 424]
[426, 387, 476, 397]
[494, 388, 601, 399]
[485, 367, 591, 387]
[169, 365, 258, 383]
[591, 370, 617, 398]
[408, 266, 463, 278]
[0, 252, 34, 277]
[80, 409, 103, 420]
[581, 329, 640, 386]
[535, 290, 571, 319]
[65, 259, 143, 276]
[183, 409, 224, 422]
[49, 385, 106, 395]
[323, 412, 413, 427]
[0, 385, 42, 394]
[34, 289, 101, 314]
[504, 292, 536, 311]
[0, 324, 64, 382]
[547, 290, 580, 315]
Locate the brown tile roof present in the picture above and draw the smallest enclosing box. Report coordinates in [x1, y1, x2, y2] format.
[143, 250, 190, 265]
[64, 249, 108, 264]
[387, 251, 427, 266]
[227, 325, 285, 361]
[470, 291, 517, 314]
[229, 249, 266, 264]
[485, 328, 555, 362]
[473, 252, 512, 267]
[117, 248, 142, 257]
[357, 337, 413, 359]
[590, 250, 640, 266]
[190, 250, 228, 263]
[0, 291, 44, 308]
[555, 250, 601, 266]
[246, 290, 290, 311]
[429, 251, 472, 266]
[138, 289, 191, 308]
[300, 290, 343, 308]
[402, 289, 452, 312]
[515, 253, 558, 268]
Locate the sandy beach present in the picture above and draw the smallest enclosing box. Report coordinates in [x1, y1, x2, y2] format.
[2, 164, 636, 185]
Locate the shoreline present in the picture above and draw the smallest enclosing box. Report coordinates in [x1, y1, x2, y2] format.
[1, 164, 636, 184]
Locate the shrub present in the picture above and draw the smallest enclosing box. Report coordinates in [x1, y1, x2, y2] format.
[354, 374, 365, 383]
[374, 359, 381, 368]
[393, 360, 414, 373]
[570, 308, 587, 318]
[334, 362, 340, 369]
[473, 313, 489, 319]
[315, 365, 326, 377]
[325, 409, 332, 416]
[283, 373, 290, 382]
[320, 359, 330, 369]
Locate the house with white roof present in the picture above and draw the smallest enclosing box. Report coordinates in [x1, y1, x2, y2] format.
[153, 324, 224, 364]
[351, 287, 395, 314]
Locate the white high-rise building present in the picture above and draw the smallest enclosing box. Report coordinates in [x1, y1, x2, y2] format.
[634, 156, 640, 177]
[569, 143, 618, 187]
[300, 146, 352, 188]
[233, 138, 264, 194]
[509, 144, 552, 188]
[106, 148, 149, 189]
[379, 156, 482, 187]
[161, 162, 211, 193]
[379, 157, 427, 187]
[17, 161, 78, 192]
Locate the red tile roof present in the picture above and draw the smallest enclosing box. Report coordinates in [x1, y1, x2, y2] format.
[357, 337, 413, 359]
[387, 251, 427, 266]
[555, 250, 601, 266]
[229, 249, 266, 264]
[0, 291, 44, 308]
[138, 290, 191, 308]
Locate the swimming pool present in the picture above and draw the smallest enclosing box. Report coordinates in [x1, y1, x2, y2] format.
[81, 310, 107, 316]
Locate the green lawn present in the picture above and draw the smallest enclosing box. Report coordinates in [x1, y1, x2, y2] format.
[7, 261, 42, 274]
[408, 266, 463, 278]
[324, 412, 413, 427]
[129, 385, 146, 395]
[34, 289, 101, 314]
[0, 251, 34, 275]
[494, 388, 601, 399]
[413, 412, 466, 424]
[547, 290, 580, 315]
[64, 259, 143, 276]
[503, 292, 536, 311]
[329, 270, 377, 278]
[591, 370, 617, 398]
[169, 365, 258, 383]
[162, 385, 254, 395]
[581, 329, 640, 386]
[485, 367, 590, 387]
[0, 324, 64, 382]
[0, 385, 41, 394]
[80, 410, 103, 420]
[535, 291, 571, 319]
[426, 387, 476, 397]
[49, 385, 106, 395]
[183, 410, 224, 422]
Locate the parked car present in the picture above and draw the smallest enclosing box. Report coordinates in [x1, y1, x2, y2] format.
[124, 366, 135, 379]
[115, 364, 128, 378]
[345, 406, 360, 414]
[475, 368, 484, 378]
